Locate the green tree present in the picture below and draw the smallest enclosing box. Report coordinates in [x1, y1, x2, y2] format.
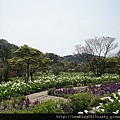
[105, 57, 118, 74]
[9, 45, 50, 82]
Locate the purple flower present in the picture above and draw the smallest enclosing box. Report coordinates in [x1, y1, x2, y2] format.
[26, 96, 31, 107]
[70, 89, 76, 94]
[63, 88, 67, 94]
[91, 88, 95, 94]
[100, 91, 105, 96]
[55, 89, 59, 94]
[32, 99, 40, 105]
[59, 89, 63, 94]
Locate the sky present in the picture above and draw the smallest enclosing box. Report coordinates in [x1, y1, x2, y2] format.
[0, 0, 120, 56]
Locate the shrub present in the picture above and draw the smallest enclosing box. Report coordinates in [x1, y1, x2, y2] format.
[32, 99, 64, 114]
[89, 96, 102, 107]
[56, 99, 71, 114]
[69, 92, 93, 113]
[48, 88, 56, 95]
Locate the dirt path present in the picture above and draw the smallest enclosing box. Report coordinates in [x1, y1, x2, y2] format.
[26, 90, 67, 103]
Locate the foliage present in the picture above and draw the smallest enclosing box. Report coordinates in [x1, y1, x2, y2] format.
[89, 96, 103, 108]
[9, 45, 51, 82]
[3, 99, 64, 114]
[32, 99, 64, 114]
[48, 88, 56, 95]
[0, 96, 25, 112]
[0, 39, 19, 82]
[105, 57, 118, 74]
[78, 91, 120, 114]
[69, 92, 93, 113]
[90, 90, 120, 114]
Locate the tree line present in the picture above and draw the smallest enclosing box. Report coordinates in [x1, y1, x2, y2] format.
[0, 36, 120, 83]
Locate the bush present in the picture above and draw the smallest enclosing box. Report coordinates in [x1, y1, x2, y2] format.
[48, 88, 56, 95]
[3, 99, 64, 114]
[69, 92, 93, 113]
[89, 96, 102, 107]
[32, 99, 64, 114]
[56, 99, 71, 114]
[0, 96, 26, 112]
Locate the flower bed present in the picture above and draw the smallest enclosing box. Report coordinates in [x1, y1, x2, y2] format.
[0, 96, 41, 113]
[52, 82, 120, 97]
[0, 72, 119, 101]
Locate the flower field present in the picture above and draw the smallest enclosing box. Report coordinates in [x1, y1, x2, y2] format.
[51, 82, 120, 98]
[0, 72, 120, 114]
[0, 72, 120, 101]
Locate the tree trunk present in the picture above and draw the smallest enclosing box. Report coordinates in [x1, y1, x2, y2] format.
[26, 63, 29, 83]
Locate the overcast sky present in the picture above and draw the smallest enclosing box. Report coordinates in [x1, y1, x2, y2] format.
[0, 0, 120, 56]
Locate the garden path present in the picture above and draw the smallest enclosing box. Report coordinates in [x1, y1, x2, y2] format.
[26, 84, 101, 103]
[26, 90, 67, 103]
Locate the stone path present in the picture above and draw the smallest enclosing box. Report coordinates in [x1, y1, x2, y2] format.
[26, 90, 67, 103]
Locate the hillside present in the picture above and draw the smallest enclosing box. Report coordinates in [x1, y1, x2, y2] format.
[0, 39, 19, 51]
[0, 39, 92, 64]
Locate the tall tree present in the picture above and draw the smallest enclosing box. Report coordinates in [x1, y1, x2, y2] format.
[74, 36, 118, 77]
[9, 45, 51, 82]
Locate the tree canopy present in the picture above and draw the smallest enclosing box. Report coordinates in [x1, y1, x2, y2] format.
[74, 36, 119, 77]
[9, 45, 51, 82]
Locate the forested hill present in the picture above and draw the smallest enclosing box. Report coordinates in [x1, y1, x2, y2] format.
[0, 39, 19, 51]
[0, 39, 89, 63]
[45, 53, 79, 64]
[45, 53, 91, 64]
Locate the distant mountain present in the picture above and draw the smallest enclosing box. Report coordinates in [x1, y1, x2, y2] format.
[45, 53, 62, 64]
[63, 55, 78, 62]
[46, 53, 82, 64]
[46, 52, 95, 64]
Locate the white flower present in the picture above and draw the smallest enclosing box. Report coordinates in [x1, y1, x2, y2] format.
[101, 109, 104, 112]
[118, 100, 120, 103]
[112, 93, 117, 98]
[113, 110, 119, 114]
[96, 106, 101, 109]
[118, 90, 120, 96]
[100, 98, 105, 100]
[99, 103, 103, 106]
[107, 97, 111, 100]
[115, 97, 118, 99]
[78, 112, 83, 114]
[105, 103, 108, 106]
[84, 110, 88, 114]
[118, 89, 120, 92]
[92, 107, 96, 110]
[109, 98, 114, 103]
